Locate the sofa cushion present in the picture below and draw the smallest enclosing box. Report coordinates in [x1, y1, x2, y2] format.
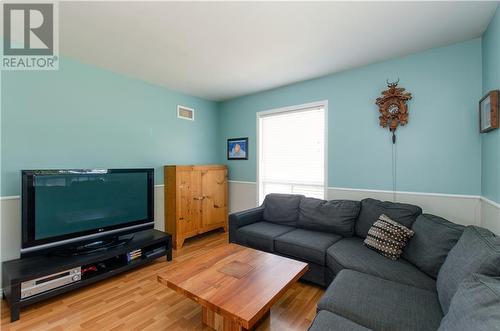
[275, 229, 342, 265]
[318, 269, 443, 331]
[263, 193, 304, 226]
[327, 237, 436, 291]
[297, 198, 360, 237]
[404, 214, 465, 278]
[229, 207, 265, 244]
[437, 226, 500, 314]
[236, 221, 295, 252]
[438, 274, 500, 331]
[364, 214, 414, 260]
[355, 198, 422, 238]
[309, 310, 372, 331]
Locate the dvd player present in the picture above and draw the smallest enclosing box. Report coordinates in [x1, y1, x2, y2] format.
[20, 267, 81, 299]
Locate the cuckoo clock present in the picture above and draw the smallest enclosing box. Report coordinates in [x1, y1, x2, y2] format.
[376, 79, 412, 142]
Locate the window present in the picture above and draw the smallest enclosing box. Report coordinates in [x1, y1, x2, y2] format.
[257, 101, 327, 204]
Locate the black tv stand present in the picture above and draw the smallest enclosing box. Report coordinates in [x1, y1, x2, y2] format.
[51, 234, 135, 256]
[2, 228, 172, 322]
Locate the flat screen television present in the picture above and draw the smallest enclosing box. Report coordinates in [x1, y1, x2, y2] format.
[21, 168, 154, 254]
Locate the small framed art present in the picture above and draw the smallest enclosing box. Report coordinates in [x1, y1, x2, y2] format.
[479, 90, 499, 133]
[227, 138, 248, 160]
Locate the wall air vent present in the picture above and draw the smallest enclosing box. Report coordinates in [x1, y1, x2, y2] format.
[177, 105, 195, 121]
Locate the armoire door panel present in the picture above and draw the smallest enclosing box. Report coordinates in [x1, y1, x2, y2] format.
[201, 169, 228, 228]
[177, 170, 201, 235]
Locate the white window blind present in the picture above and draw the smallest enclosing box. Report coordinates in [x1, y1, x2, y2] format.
[258, 105, 326, 204]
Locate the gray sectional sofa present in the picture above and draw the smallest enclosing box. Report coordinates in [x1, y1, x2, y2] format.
[228, 194, 500, 331]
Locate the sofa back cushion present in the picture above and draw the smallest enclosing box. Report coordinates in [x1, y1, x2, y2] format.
[438, 274, 500, 331]
[263, 193, 304, 226]
[297, 198, 361, 237]
[404, 214, 465, 278]
[355, 198, 422, 238]
[436, 226, 500, 314]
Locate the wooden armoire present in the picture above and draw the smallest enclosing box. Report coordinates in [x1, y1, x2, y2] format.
[164, 165, 228, 249]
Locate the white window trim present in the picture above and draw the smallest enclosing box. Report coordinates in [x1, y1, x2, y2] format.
[256, 100, 329, 205]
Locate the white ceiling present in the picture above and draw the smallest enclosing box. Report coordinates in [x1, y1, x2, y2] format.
[59, 1, 497, 101]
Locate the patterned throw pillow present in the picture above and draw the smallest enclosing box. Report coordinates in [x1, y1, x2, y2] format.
[364, 214, 415, 260]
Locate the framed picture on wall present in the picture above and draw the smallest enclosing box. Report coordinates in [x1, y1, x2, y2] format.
[227, 138, 248, 160]
[479, 90, 499, 133]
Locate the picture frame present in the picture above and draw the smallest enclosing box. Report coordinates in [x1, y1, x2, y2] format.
[479, 90, 499, 133]
[227, 138, 248, 160]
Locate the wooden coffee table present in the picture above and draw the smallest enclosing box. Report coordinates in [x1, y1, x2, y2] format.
[157, 244, 308, 331]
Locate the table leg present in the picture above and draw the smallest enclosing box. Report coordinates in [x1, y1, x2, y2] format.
[202, 306, 269, 331]
[10, 303, 20, 322]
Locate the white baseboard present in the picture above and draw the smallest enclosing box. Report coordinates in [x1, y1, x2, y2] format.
[1, 197, 22, 263]
[328, 186, 480, 200]
[0, 185, 166, 264]
[1, 182, 498, 267]
[227, 181, 498, 232]
[328, 186, 481, 227]
[228, 181, 258, 213]
[480, 197, 500, 235]
[153, 184, 165, 232]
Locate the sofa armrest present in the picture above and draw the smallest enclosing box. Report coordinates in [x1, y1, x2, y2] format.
[229, 207, 265, 243]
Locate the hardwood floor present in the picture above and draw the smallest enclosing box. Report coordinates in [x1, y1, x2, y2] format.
[1, 231, 324, 331]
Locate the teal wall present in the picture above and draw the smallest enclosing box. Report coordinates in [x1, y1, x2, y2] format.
[219, 39, 483, 195]
[0, 38, 490, 198]
[481, 6, 500, 204]
[1, 58, 220, 196]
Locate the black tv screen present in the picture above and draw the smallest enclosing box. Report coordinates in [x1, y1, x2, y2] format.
[22, 169, 154, 250]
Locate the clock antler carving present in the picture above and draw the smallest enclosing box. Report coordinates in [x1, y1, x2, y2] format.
[386, 78, 399, 88]
[376, 79, 412, 132]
